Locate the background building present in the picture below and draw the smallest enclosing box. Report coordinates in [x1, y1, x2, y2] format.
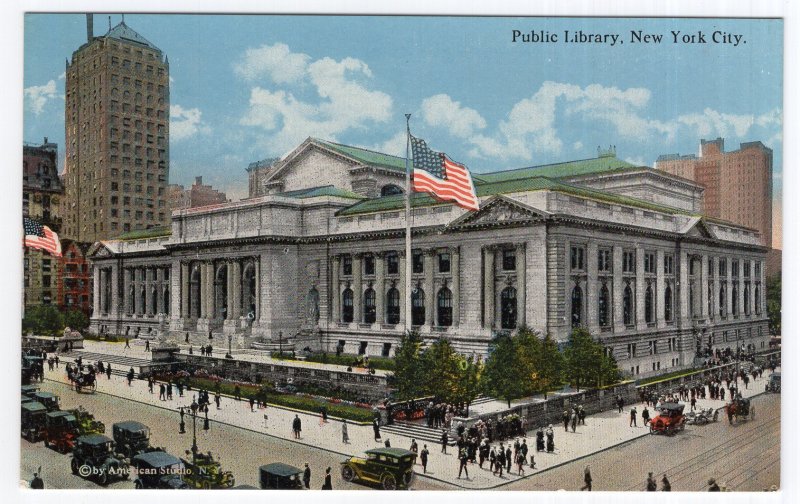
[655, 138, 773, 249]
[169, 176, 228, 210]
[58, 240, 92, 314]
[23, 138, 63, 307]
[63, 15, 170, 242]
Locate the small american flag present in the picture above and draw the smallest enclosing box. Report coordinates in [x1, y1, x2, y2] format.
[23, 217, 62, 257]
[411, 135, 479, 212]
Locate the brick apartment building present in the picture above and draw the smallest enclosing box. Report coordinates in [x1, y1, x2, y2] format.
[169, 176, 228, 210]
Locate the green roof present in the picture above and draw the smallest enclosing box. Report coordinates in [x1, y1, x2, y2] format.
[476, 156, 636, 183]
[113, 226, 172, 241]
[276, 185, 365, 200]
[315, 139, 409, 172]
[106, 21, 160, 51]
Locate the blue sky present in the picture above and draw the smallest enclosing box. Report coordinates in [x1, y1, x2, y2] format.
[23, 14, 783, 244]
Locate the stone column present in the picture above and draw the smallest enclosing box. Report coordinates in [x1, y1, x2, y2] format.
[98, 267, 106, 315]
[352, 254, 362, 323]
[424, 250, 435, 326]
[635, 248, 646, 330]
[181, 263, 189, 318]
[110, 263, 120, 317]
[375, 253, 385, 325]
[199, 263, 207, 319]
[226, 261, 234, 320]
[231, 261, 242, 318]
[92, 265, 101, 316]
[254, 258, 261, 321]
[656, 250, 666, 328]
[726, 258, 733, 317]
[331, 255, 341, 323]
[144, 268, 153, 317]
[452, 246, 461, 327]
[123, 268, 132, 315]
[398, 252, 406, 327]
[206, 262, 215, 320]
[586, 241, 598, 332]
[515, 243, 526, 328]
[737, 261, 744, 317]
[483, 246, 495, 329]
[612, 246, 624, 332]
[678, 250, 690, 324]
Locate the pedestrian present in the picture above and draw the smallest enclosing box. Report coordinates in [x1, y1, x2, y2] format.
[457, 447, 470, 479]
[571, 410, 578, 432]
[249, 396, 255, 412]
[642, 406, 650, 425]
[373, 418, 381, 441]
[215, 392, 221, 409]
[342, 419, 349, 444]
[384, 438, 391, 448]
[234, 385, 241, 401]
[496, 445, 505, 477]
[691, 396, 697, 411]
[646, 472, 657, 491]
[440, 429, 448, 453]
[322, 467, 332, 490]
[178, 382, 184, 397]
[55, 355, 59, 368]
[506, 445, 512, 473]
[125, 338, 130, 349]
[630, 407, 638, 427]
[515, 450, 525, 475]
[302, 463, 311, 489]
[617, 395, 624, 413]
[148, 378, 154, 394]
[581, 465, 592, 491]
[145, 340, 150, 352]
[167, 382, 173, 400]
[127, 367, 134, 386]
[661, 474, 671, 491]
[30, 471, 44, 489]
[200, 346, 205, 356]
[578, 405, 586, 425]
[410, 438, 418, 457]
[520, 439, 529, 469]
[708, 478, 720, 491]
[546, 425, 555, 453]
[420, 444, 429, 473]
[562, 410, 570, 431]
[106, 363, 111, 380]
[292, 414, 302, 439]
[159, 383, 165, 401]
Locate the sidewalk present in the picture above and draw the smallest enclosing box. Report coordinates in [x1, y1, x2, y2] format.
[46, 346, 777, 490]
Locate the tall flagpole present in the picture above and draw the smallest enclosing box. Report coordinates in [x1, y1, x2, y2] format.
[404, 114, 412, 332]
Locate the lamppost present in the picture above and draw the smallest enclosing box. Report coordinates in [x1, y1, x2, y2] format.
[186, 396, 199, 462]
[226, 334, 233, 359]
[178, 406, 186, 434]
[278, 331, 283, 356]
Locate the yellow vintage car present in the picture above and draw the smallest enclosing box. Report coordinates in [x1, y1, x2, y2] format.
[340, 448, 416, 490]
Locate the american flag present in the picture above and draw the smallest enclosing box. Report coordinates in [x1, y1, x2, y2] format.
[411, 135, 480, 212]
[23, 217, 62, 257]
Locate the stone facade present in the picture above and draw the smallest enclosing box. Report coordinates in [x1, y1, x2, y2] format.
[88, 139, 769, 379]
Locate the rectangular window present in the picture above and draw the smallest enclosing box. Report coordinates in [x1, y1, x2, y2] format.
[744, 262, 751, 278]
[570, 245, 585, 271]
[627, 343, 636, 359]
[412, 252, 423, 274]
[597, 248, 611, 273]
[502, 249, 516, 271]
[732, 260, 739, 277]
[708, 258, 715, 277]
[439, 252, 451, 273]
[623, 250, 636, 274]
[755, 263, 761, 278]
[364, 254, 375, 276]
[358, 341, 368, 355]
[382, 343, 392, 358]
[342, 255, 352, 276]
[386, 252, 399, 275]
[719, 259, 727, 277]
[664, 254, 674, 275]
[644, 252, 656, 274]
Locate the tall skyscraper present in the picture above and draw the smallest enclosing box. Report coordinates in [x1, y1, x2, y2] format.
[655, 138, 773, 248]
[63, 14, 170, 242]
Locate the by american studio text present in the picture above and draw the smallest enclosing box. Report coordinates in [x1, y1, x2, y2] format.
[511, 29, 746, 47]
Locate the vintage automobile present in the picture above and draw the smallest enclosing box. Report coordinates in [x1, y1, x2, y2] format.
[649, 402, 686, 435]
[181, 451, 236, 489]
[73, 369, 98, 393]
[22, 354, 44, 385]
[113, 421, 162, 460]
[340, 447, 417, 490]
[259, 463, 305, 490]
[21, 401, 47, 442]
[71, 434, 129, 486]
[32, 391, 60, 412]
[21, 384, 40, 399]
[684, 407, 719, 425]
[765, 372, 781, 393]
[71, 406, 106, 436]
[131, 451, 189, 489]
[43, 410, 79, 452]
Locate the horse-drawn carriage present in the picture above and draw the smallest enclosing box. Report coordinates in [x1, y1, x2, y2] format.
[72, 369, 98, 393]
[725, 396, 753, 424]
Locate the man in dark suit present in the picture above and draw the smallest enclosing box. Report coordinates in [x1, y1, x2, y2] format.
[303, 463, 311, 489]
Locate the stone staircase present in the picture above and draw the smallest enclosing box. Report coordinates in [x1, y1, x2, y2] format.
[58, 350, 156, 376]
[380, 421, 458, 447]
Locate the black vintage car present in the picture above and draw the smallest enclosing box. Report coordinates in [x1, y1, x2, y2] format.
[765, 372, 781, 393]
[71, 434, 129, 486]
[32, 391, 60, 412]
[113, 421, 158, 460]
[259, 463, 305, 490]
[21, 401, 47, 442]
[131, 451, 189, 489]
[21, 384, 40, 399]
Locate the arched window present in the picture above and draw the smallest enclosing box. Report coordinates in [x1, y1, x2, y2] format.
[381, 184, 403, 197]
[386, 288, 400, 324]
[127, 284, 135, 316]
[571, 286, 583, 327]
[363, 288, 376, 324]
[150, 286, 158, 315]
[645, 284, 654, 324]
[598, 284, 610, 327]
[138, 285, 146, 316]
[732, 284, 739, 316]
[664, 284, 673, 322]
[437, 288, 453, 327]
[411, 288, 425, 326]
[755, 285, 761, 315]
[719, 285, 726, 317]
[342, 288, 354, 323]
[501, 287, 517, 329]
[623, 284, 634, 326]
[163, 287, 170, 314]
[744, 285, 751, 316]
[707, 284, 714, 319]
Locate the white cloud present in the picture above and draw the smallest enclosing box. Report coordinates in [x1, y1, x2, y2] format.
[58, 72, 66, 80]
[24, 80, 59, 115]
[238, 46, 393, 153]
[573, 141, 583, 151]
[233, 43, 311, 84]
[421, 94, 486, 138]
[170, 105, 210, 141]
[624, 156, 647, 166]
[369, 131, 407, 158]
[677, 108, 754, 138]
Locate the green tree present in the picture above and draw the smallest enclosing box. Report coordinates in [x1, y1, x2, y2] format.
[64, 309, 89, 332]
[389, 330, 425, 400]
[563, 327, 619, 391]
[766, 274, 781, 336]
[22, 305, 64, 336]
[458, 354, 483, 416]
[534, 333, 564, 398]
[421, 338, 463, 403]
[481, 334, 528, 407]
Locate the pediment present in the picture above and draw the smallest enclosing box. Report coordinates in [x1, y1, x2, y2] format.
[682, 217, 717, 239]
[447, 196, 548, 230]
[87, 241, 117, 259]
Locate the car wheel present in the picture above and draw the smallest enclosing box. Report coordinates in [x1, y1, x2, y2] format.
[98, 470, 109, 486]
[381, 473, 397, 490]
[341, 465, 356, 482]
[403, 470, 415, 487]
[71, 459, 79, 475]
